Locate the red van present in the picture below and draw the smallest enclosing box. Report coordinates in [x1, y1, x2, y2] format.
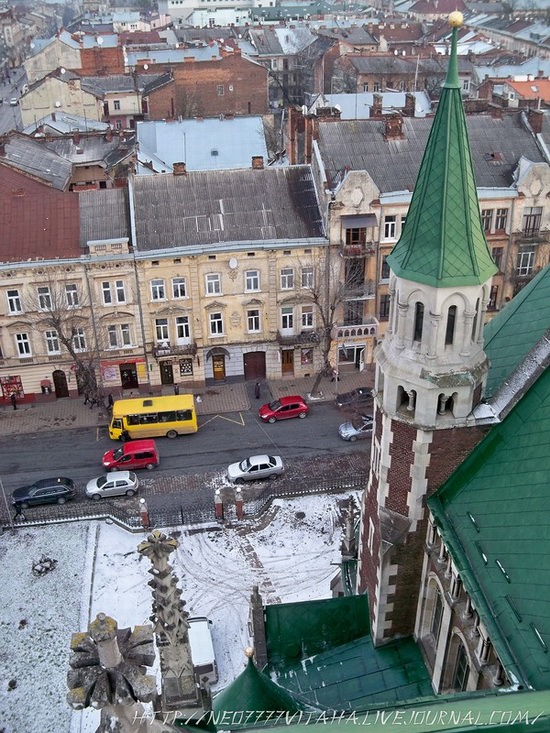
[102, 439, 159, 471]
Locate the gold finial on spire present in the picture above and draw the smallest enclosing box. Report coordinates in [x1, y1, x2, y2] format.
[449, 11, 463, 27]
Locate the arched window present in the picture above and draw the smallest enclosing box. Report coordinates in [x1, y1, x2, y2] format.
[445, 305, 457, 345]
[413, 302, 424, 342]
[471, 298, 480, 342]
[431, 589, 443, 642]
[452, 642, 470, 691]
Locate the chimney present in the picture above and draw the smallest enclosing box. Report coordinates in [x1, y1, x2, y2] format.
[371, 93, 383, 118]
[105, 128, 113, 142]
[404, 92, 416, 117]
[489, 103, 502, 120]
[51, 112, 56, 121]
[73, 131, 80, 145]
[173, 161, 187, 175]
[384, 114, 404, 141]
[528, 108, 543, 134]
[0, 141, 5, 156]
[252, 156, 264, 170]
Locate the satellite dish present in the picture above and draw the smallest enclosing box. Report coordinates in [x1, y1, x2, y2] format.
[97, 36, 104, 45]
[143, 63, 149, 70]
[335, 103, 342, 112]
[301, 104, 308, 115]
[229, 257, 238, 269]
[60, 66, 66, 74]
[54, 101, 61, 108]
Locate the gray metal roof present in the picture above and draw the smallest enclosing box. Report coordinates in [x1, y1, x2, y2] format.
[82, 74, 136, 92]
[317, 113, 546, 192]
[309, 91, 432, 118]
[79, 188, 130, 246]
[131, 166, 325, 251]
[136, 117, 268, 174]
[23, 113, 110, 135]
[45, 131, 136, 168]
[1, 134, 72, 190]
[126, 46, 221, 66]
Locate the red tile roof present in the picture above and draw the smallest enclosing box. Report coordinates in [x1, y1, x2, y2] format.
[0, 162, 81, 263]
[505, 79, 550, 101]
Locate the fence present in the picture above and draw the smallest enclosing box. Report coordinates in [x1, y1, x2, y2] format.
[0, 471, 369, 533]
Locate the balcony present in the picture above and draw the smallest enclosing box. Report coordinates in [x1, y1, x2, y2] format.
[276, 330, 321, 347]
[340, 241, 376, 258]
[342, 281, 375, 300]
[152, 341, 197, 359]
[333, 321, 379, 340]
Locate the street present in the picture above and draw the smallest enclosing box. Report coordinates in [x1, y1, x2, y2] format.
[0, 400, 369, 491]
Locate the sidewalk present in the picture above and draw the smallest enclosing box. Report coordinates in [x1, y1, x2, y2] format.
[0, 368, 374, 436]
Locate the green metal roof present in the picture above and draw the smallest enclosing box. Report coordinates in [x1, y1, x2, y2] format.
[271, 634, 435, 710]
[483, 264, 550, 398]
[211, 656, 305, 728]
[265, 595, 371, 670]
[429, 366, 550, 689]
[386, 25, 497, 288]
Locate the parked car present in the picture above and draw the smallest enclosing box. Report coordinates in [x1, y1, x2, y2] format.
[12, 477, 75, 509]
[188, 617, 218, 683]
[9, 97, 18, 106]
[102, 439, 159, 471]
[227, 454, 284, 484]
[338, 415, 374, 442]
[258, 396, 309, 423]
[335, 387, 372, 408]
[86, 471, 139, 500]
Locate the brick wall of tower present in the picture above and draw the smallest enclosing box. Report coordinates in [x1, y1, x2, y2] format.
[387, 421, 417, 515]
[425, 425, 489, 492]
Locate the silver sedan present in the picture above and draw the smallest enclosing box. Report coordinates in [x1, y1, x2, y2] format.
[338, 415, 374, 442]
[86, 471, 139, 500]
[227, 455, 284, 484]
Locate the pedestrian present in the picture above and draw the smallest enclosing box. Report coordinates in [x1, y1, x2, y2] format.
[121, 429, 130, 442]
[83, 391, 90, 405]
[173, 384, 179, 395]
[10, 392, 17, 410]
[89, 396, 98, 409]
[330, 368, 340, 382]
[254, 381, 261, 399]
[107, 393, 114, 409]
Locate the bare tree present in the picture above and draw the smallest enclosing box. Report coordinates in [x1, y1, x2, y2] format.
[22, 272, 102, 402]
[299, 251, 370, 396]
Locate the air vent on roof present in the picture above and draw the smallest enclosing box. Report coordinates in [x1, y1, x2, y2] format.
[211, 148, 219, 156]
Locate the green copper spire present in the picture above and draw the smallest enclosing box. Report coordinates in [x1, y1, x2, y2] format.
[386, 12, 497, 288]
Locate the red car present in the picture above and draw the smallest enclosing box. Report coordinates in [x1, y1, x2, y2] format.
[258, 395, 309, 423]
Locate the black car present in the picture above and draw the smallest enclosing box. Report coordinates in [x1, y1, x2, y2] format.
[12, 477, 75, 509]
[335, 387, 372, 408]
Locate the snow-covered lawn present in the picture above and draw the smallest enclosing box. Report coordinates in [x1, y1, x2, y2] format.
[0, 494, 349, 733]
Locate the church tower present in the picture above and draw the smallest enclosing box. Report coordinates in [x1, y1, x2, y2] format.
[357, 13, 498, 644]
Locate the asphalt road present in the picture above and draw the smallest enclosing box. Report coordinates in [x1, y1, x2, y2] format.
[0, 401, 368, 492]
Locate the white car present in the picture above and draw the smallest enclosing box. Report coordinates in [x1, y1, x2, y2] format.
[9, 97, 18, 106]
[338, 414, 374, 442]
[227, 454, 284, 484]
[86, 471, 139, 500]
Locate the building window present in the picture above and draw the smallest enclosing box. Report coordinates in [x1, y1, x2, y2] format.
[107, 325, 118, 348]
[445, 305, 457, 345]
[121, 323, 131, 346]
[155, 318, 169, 342]
[65, 283, 79, 307]
[452, 643, 470, 692]
[217, 84, 225, 96]
[492, 247, 503, 271]
[7, 289, 22, 314]
[301, 347, 312, 365]
[346, 227, 366, 246]
[381, 255, 391, 280]
[301, 304, 314, 328]
[151, 279, 166, 301]
[495, 208, 508, 231]
[172, 277, 187, 298]
[280, 268, 294, 290]
[281, 306, 293, 331]
[245, 270, 260, 292]
[517, 248, 534, 277]
[179, 358, 193, 376]
[102, 281, 112, 304]
[38, 286, 51, 311]
[210, 312, 223, 335]
[481, 209, 492, 232]
[247, 309, 260, 332]
[115, 280, 125, 303]
[373, 82, 380, 92]
[431, 589, 443, 641]
[413, 302, 424, 342]
[206, 273, 221, 295]
[363, 83, 369, 92]
[176, 316, 190, 342]
[522, 207, 542, 236]
[488, 285, 499, 310]
[114, 100, 121, 110]
[301, 266, 314, 288]
[384, 215, 397, 239]
[380, 293, 390, 319]
[15, 333, 31, 356]
[45, 330, 59, 354]
[72, 328, 86, 351]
